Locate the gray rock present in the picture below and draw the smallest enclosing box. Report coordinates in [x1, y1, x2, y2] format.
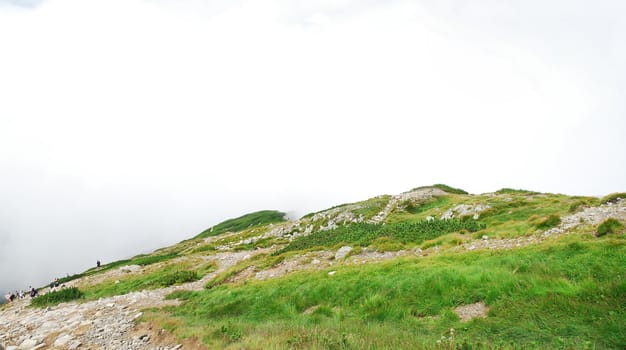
[53, 334, 73, 347]
[335, 246, 353, 260]
[68, 341, 82, 350]
[440, 209, 454, 220]
[18, 338, 39, 350]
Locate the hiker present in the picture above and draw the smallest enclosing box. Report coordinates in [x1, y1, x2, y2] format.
[97, 260, 101, 268]
[30, 287, 38, 298]
[54, 278, 59, 288]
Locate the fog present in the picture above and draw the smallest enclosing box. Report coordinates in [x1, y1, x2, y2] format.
[1, 0, 625, 295]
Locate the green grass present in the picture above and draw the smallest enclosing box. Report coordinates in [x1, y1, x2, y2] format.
[276, 219, 485, 255]
[84, 263, 201, 299]
[153, 238, 626, 349]
[31, 287, 83, 307]
[195, 210, 287, 239]
[53, 252, 180, 287]
[596, 218, 624, 237]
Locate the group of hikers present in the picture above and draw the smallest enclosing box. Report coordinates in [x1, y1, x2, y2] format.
[4, 261, 102, 303]
[4, 286, 39, 302]
[3, 277, 67, 303]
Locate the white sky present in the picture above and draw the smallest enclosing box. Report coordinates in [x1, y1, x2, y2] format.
[1, 0, 625, 294]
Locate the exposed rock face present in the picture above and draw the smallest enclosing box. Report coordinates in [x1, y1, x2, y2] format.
[369, 187, 446, 224]
[440, 204, 491, 220]
[0, 250, 260, 350]
[543, 199, 626, 236]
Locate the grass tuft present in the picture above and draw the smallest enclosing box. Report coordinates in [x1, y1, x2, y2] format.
[596, 218, 624, 237]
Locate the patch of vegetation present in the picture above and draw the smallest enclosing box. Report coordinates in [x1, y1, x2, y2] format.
[495, 188, 539, 195]
[535, 215, 561, 230]
[301, 203, 351, 219]
[195, 210, 287, 239]
[151, 239, 626, 349]
[600, 192, 626, 205]
[352, 196, 392, 219]
[276, 219, 485, 255]
[31, 287, 83, 307]
[55, 252, 180, 286]
[403, 196, 449, 215]
[596, 218, 624, 237]
[84, 264, 200, 299]
[432, 184, 469, 195]
[568, 198, 598, 213]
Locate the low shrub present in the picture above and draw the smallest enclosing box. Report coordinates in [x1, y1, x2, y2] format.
[276, 219, 485, 255]
[600, 193, 626, 205]
[596, 218, 624, 237]
[157, 271, 199, 286]
[31, 287, 83, 307]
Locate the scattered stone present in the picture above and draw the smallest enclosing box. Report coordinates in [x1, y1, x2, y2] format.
[335, 246, 353, 260]
[68, 340, 82, 350]
[119, 265, 141, 273]
[482, 235, 488, 240]
[328, 271, 337, 276]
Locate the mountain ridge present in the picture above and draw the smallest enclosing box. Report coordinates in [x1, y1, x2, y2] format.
[1, 185, 625, 349]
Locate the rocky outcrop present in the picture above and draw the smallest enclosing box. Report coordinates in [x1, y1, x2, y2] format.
[369, 187, 446, 224]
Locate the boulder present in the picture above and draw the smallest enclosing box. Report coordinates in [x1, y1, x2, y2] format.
[335, 246, 353, 260]
[18, 339, 40, 350]
[53, 334, 73, 347]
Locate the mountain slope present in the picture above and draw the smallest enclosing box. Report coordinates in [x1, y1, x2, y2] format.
[1, 185, 625, 349]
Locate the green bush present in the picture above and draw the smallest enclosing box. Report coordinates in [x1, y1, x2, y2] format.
[596, 218, 624, 237]
[600, 193, 626, 205]
[157, 271, 199, 286]
[535, 215, 561, 230]
[31, 287, 83, 307]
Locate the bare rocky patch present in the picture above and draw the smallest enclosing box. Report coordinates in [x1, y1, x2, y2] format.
[454, 302, 489, 322]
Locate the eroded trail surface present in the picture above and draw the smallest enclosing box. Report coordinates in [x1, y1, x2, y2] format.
[0, 251, 256, 350]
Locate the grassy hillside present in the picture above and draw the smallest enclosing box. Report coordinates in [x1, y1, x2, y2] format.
[33, 185, 626, 349]
[195, 210, 287, 239]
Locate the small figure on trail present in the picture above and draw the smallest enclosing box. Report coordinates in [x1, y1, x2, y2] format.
[54, 278, 59, 288]
[97, 260, 101, 268]
[30, 287, 38, 298]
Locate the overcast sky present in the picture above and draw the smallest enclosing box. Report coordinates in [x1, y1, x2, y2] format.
[1, 0, 625, 295]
